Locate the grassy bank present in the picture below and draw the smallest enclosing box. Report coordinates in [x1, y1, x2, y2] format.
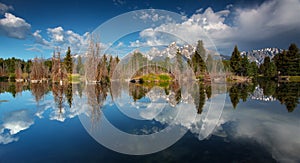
[68, 74, 81, 83]
[139, 73, 172, 82]
[132, 73, 173, 87]
[226, 75, 252, 83]
[286, 76, 300, 82]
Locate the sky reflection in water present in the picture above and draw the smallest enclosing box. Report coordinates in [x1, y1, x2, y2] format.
[0, 81, 299, 162]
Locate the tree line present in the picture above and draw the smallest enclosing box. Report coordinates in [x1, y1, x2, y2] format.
[229, 43, 300, 78]
[0, 44, 120, 83]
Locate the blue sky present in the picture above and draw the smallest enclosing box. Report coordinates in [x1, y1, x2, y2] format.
[0, 0, 299, 59]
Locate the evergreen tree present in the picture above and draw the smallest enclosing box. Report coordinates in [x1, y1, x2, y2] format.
[196, 40, 206, 60]
[206, 54, 213, 72]
[64, 47, 73, 74]
[116, 56, 120, 63]
[176, 50, 184, 71]
[274, 44, 300, 76]
[273, 50, 286, 75]
[229, 85, 240, 109]
[76, 55, 84, 75]
[286, 43, 299, 76]
[190, 51, 206, 76]
[189, 41, 207, 77]
[230, 45, 242, 75]
[261, 56, 276, 77]
[240, 55, 250, 76]
[248, 62, 258, 77]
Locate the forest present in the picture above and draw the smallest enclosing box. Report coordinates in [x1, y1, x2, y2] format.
[0, 40, 299, 84]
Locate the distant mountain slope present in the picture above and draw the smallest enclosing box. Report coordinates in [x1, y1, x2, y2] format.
[241, 48, 283, 65]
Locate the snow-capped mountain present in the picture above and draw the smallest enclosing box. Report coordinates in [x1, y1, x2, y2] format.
[180, 44, 195, 59]
[160, 42, 180, 59]
[250, 86, 276, 102]
[241, 48, 283, 65]
[142, 42, 196, 61]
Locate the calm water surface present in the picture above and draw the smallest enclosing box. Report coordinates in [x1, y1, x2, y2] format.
[0, 81, 299, 162]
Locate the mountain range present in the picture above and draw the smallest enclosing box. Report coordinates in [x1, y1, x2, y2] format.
[69, 43, 283, 66]
[240, 48, 283, 65]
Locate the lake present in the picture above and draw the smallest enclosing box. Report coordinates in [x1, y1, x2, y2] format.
[0, 80, 299, 162]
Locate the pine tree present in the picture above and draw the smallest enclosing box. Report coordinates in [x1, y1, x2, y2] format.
[275, 44, 300, 76]
[230, 45, 242, 75]
[262, 56, 277, 78]
[273, 50, 286, 76]
[174, 49, 181, 70]
[286, 43, 299, 76]
[190, 41, 207, 77]
[64, 47, 73, 74]
[206, 54, 213, 72]
[76, 55, 84, 75]
[248, 62, 258, 77]
[240, 55, 250, 76]
[196, 40, 206, 60]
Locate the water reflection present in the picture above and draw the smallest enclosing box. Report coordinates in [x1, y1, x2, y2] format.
[84, 83, 109, 125]
[228, 80, 300, 112]
[30, 82, 50, 102]
[0, 81, 299, 162]
[0, 80, 299, 120]
[228, 82, 256, 108]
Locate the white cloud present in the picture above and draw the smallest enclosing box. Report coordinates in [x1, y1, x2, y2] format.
[116, 42, 124, 47]
[29, 26, 89, 54]
[47, 26, 64, 43]
[112, 0, 126, 6]
[0, 2, 13, 15]
[0, 133, 18, 144]
[2, 110, 34, 135]
[134, 7, 231, 51]
[137, 9, 174, 23]
[33, 30, 49, 45]
[215, 101, 300, 163]
[136, 0, 300, 54]
[195, 8, 203, 13]
[0, 13, 31, 39]
[0, 109, 34, 144]
[226, 4, 233, 9]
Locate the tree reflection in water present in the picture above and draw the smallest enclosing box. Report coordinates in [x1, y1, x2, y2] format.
[30, 82, 50, 103]
[128, 81, 213, 114]
[0, 79, 299, 115]
[228, 82, 256, 109]
[273, 82, 300, 112]
[85, 83, 109, 125]
[52, 83, 66, 114]
[228, 80, 300, 112]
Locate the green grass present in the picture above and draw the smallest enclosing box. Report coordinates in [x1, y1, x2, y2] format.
[136, 73, 173, 88]
[288, 76, 300, 82]
[158, 74, 171, 80]
[68, 74, 81, 82]
[140, 73, 172, 82]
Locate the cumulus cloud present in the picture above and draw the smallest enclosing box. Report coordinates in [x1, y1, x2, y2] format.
[0, 13, 31, 39]
[29, 26, 89, 54]
[2, 110, 34, 135]
[32, 30, 49, 45]
[213, 101, 300, 163]
[136, 9, 174, 23]
[130, 29, 186, 48]
[112, 0, 126, 6]
[136, 0, 300, 54]
[134, 7, 231, 51]
[0, 2, 13, 14]
[0, 133, 18, 144]
[0, 109, 34, 145]
[47, 26, 64, 43]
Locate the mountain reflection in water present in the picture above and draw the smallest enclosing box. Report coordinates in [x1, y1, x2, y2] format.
[0, 80, 299, 162]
